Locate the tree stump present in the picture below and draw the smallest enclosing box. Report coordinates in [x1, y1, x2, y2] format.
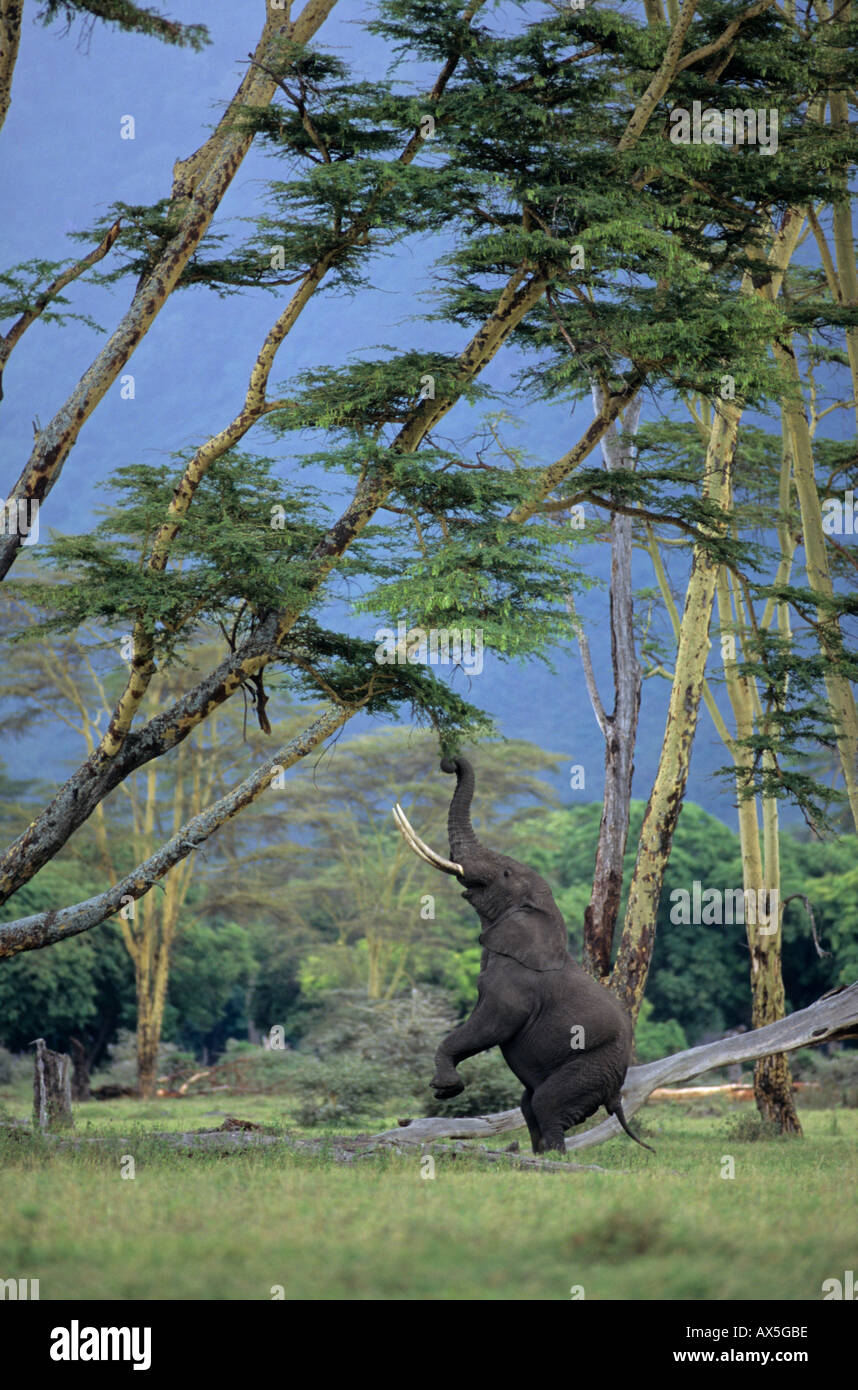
[32, 1037, 74, 1131]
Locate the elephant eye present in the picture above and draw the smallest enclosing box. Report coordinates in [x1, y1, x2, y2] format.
[503, 869, 510, 878]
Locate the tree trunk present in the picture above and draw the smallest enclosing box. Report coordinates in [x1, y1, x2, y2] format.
[69, 1036, 91, 1102]
[136, 1007, 160, 1100]
[582, 393, 642, 979]
[32, 1037, 74, 1130]
[612, 402, 741, 1019]
[774, 336, 858, 834]
[754, 753, 801, 1133]
[754, 1052, 801, 1132]
[0, 0, 23, 136]
[716, 568, 801, 1134]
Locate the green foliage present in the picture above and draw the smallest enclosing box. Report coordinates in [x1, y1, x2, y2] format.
[0, 259, 104, 335]
[790, 1046, 858, 1109]
[437, 946, 482, 1013]
[0, 864, 133, 1055]
[721, 1112, 782, 1143]
[166, 920, 255, 1046]
[634, 999, 688, 1065]
[93, 1028, 191, 1090]
[267, 353, 492, 436]
[297, 987, 458, 1091]
[71, 202, 248, 294]
[289, 1055, 399, 1127]
[713, 621, 858, 830]
[8, 453, 325, 659]
[37, 1, 209, 50]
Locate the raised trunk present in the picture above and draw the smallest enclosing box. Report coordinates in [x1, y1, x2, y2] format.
[441, 757, 486, 862]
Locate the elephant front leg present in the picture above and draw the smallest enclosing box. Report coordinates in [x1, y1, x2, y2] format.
[430, 999, 518, 1099]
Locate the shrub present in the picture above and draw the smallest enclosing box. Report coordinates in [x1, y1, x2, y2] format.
[90, 1028, 190, 1090]
[297, 987, 458, 1088]
[634, 999, 687, 1064]
[721, 1112, 781, 1142]
[288, 1055, 396, 1126]
[789, 1044, 858, 1108]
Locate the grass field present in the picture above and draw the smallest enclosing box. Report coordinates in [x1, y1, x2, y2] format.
[1, 1087, 856, 1300]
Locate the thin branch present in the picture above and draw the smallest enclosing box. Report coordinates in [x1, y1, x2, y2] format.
[0, 702, 350, 960]
[569, 608, 609, 738]
[0, 220, 121, 400]
[782, 893, 831, 959]
[674, 0, 776, 73]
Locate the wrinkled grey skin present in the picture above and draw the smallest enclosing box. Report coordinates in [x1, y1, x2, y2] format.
[428, 756, 652, 1155]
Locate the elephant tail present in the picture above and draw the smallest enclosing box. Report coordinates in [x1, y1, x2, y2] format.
[607, 1097, 655, 1154]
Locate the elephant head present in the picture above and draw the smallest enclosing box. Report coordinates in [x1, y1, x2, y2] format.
[393, 755, 568, 971]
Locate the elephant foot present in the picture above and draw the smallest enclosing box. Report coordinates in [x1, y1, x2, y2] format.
[431, 1078, 465, 1099]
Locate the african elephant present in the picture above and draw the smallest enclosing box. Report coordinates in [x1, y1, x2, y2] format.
[393, 755, 652, 1155]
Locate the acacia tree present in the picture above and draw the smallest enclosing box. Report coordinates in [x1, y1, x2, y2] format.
[0, 0, 694, 956]
[454, 0, 855, 1132]
[0, 0, 855, 1132]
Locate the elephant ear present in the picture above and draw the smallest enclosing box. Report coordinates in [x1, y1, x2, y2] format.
[480, 905, 568, 971]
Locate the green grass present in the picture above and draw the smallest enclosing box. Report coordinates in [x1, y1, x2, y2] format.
[1, 1089, 856, 1300]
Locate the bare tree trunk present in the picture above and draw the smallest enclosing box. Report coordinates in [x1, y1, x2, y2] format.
[612, 402, 741, 1019]
[33, 1038, 74, 1131]
[580, 392, 643, 979]
[774, 336, 858, 834]
[716, 566, 801, 1134]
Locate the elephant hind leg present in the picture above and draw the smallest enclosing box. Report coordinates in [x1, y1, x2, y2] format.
[520, 1090, 543, 1155]
[530, 1056, 613, 1156]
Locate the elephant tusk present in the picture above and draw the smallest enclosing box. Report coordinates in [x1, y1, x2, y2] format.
[394, 805, 463, 875]
[392, 806, 456, 867]
[392, 805, 438, 870]
[392, 803, 463, 876]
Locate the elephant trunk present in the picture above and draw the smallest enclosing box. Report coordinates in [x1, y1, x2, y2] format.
[440, 756, 489, 863]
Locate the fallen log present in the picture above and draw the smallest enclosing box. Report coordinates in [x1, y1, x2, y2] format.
[649, 1081, 820, 1101]
[0, 1122, 610, 1172]
[373, 981, 858, 1152]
